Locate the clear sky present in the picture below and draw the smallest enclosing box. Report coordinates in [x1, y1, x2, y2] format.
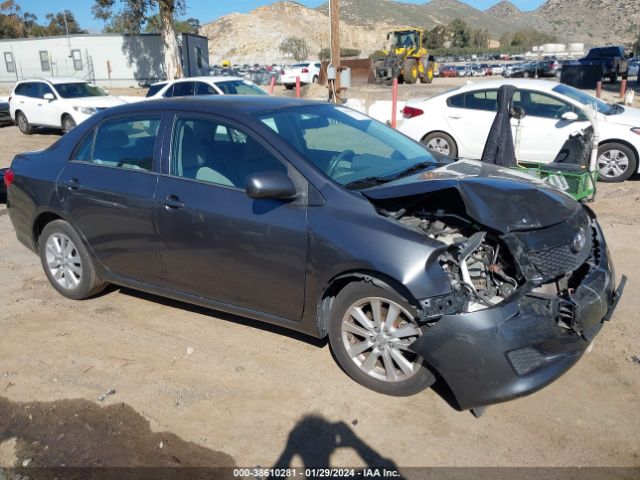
[14, 0, 547, 32]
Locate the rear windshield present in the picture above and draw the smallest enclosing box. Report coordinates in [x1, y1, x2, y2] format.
[146, 83, 167, 97]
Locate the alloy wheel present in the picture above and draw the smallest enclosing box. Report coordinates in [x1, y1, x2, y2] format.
[341, 297, 421, 382]
[45, 233, 82, 290]
[426, 137, 451, 155]
[598, 149, 629, 179]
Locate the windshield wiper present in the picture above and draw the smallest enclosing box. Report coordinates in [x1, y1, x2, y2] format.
[344, 176, 390, 190]
[387, 161, 436, 180]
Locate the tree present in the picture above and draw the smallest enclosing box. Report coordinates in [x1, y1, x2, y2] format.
[43, 10, 86, 36]
[471, 28, 489, 49]
[448, 18, 471, 48]
[424, 25, 449, 50]
[0, 0, 25, 38]
[279, 36, 309, 62]
[509, 28, 556, 48]
[143, 13, 199, 34]
[93, 0, 184, 80]
[319, 47, 360, 61]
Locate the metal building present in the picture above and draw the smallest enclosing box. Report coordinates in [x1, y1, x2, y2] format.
[0, 32, 209, 88]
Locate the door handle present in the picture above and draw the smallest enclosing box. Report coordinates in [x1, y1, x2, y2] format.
[448, 113, 463, 119]
[62, 178, 80, 190]
[158, 195, 185, 209]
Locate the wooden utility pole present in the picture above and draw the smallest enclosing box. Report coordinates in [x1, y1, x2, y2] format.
[329, 0, 341, 103]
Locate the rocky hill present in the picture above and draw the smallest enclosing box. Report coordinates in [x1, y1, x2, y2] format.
[201, 0, 639, 65]
[201, 2, 391, 65]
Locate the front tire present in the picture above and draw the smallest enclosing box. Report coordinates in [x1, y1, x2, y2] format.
[39, 220, 107, 300]
[62, 114, 76, 133]
[403, 59, 418, 84]
[16, 111, 33, 135]
[597, 142, 637, 182]
[328, 282, 435, 396]
[421, 132, 458, 158]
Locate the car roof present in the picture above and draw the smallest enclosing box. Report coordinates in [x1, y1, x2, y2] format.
[18, 77, 86, 85]
[452, 79, 560, 93]
[99, 95, 326, 117]
[150, 76, 246, 87]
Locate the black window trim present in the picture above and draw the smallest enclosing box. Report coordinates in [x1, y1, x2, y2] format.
[163, 111, 307, 202]
[69, 112, 164, 175]
[447, 88, 499, 111]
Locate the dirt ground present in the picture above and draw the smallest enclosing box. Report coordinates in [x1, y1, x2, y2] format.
[0, 80, 639, 476]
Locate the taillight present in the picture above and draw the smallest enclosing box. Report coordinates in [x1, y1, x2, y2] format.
[302, 68, 309, 73]
[403, 106, 424, 119]
[4, 168, 14, 187]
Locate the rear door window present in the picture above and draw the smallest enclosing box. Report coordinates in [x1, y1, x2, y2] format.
[72, 116, 161, 171]
[146, 83, 167, 97]
[195, 82, 218, 95]
[447, 90, 498, 111]
[170, 81, 195, 97]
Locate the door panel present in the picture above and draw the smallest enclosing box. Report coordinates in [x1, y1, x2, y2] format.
[57, 115, 163, 284]
[512, 90, 590, 163]
[155, 114, 308, 320]
[445, 90, 498, 158]
[57, 163, 162, 283]
[155, 178, 307, 319]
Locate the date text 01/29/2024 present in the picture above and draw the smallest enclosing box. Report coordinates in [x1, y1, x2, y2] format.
[233, 468, 401, 477]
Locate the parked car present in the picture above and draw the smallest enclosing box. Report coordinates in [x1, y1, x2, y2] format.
[8, 78, 128, 134]
[489, 64, 504, 76]
[0, 98, 12, 126]
[4, 96, 624, 411]
[578, 45, 627, 83]
[466, 66, 485, 77]
[145, 76, 267, 98]
[399, 79, 640, 182]
[628, 60, 639, 77]
[537, 59, 561, 77]
[439, 66, 458, 78]
[280, 62, 322, 89]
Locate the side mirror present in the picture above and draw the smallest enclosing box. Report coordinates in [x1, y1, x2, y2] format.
[245, 171, 297, 200]
[43, 93, 55, 101]
[560, 111, 579, 121]
[510, 105, 526, 120]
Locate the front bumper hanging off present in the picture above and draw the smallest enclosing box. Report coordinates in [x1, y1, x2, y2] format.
[410, 221, 626, 411]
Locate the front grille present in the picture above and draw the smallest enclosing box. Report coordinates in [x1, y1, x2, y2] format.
[528, 235, 593, 278]
[507, 347, 547, 376]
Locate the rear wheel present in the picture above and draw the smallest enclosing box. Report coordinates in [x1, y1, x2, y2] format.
[284, 84, 294, 90]
[312, 75, 319, 84]
[421, 132, 458, 158]
[403, 59, 418, 84]
[16, 111, 33, 135]
[597, 142, 637, 182]
[39, 220, 107, 300]
[328, 282, 435, 396]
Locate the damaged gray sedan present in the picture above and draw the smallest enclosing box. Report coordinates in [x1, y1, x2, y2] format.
[5, 97, 625, 411]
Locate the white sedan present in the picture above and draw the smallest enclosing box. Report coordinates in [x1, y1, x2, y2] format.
[144, 76, 267, 99]
[280, 62, 322, 90]
[399, 79, 640, 182]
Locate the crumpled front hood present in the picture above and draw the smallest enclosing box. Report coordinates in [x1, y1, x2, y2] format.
[362, 159, 581, 233]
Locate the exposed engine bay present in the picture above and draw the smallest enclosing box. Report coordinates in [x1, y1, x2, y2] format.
[397, 209, 520, 314]
[375, 189, 599, 334]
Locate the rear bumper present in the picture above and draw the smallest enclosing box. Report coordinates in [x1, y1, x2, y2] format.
[411, 220, 625, 411]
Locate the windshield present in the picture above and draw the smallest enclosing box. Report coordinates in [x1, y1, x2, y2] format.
[552, 83, 619, 115]
[394, 31, 418, 48]
[254, 104, 436, 188]
[54, 83, 108, 99]
[215, 80, 266, 95]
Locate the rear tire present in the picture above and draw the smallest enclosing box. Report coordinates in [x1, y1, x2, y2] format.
[39, 220, 107, 300]
[312, 75, 319, 84]
[284, 84, 294, 90]
[16, 111, 33, 135]
[421, 132, 458, 158]
[328, 282, 435, 396]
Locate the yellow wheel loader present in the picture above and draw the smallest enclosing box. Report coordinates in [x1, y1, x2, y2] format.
[374, 29, 436, 85]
